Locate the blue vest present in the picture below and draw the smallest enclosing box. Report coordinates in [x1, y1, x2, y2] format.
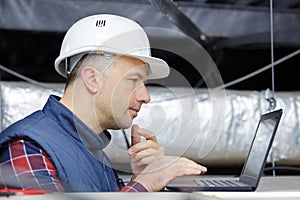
[0, 95, 120, 192]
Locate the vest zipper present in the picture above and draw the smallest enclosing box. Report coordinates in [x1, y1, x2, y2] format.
[102, 162, 112, 192]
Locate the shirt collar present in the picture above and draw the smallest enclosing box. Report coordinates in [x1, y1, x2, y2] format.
[43, 95, 111, 152]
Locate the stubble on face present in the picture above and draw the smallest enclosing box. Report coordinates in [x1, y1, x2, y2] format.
[94, 56, 148, 131]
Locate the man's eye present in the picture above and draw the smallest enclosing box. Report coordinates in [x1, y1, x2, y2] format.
[130, 79, 138, 83]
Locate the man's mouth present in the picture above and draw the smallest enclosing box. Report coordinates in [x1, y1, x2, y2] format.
[129, 107, 140, 118]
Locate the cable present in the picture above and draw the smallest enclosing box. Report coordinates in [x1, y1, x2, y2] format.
[122, 130, 130, 149]
[214, 48, 300, 90]
[0, 64, 61, 92]
[146, 48, 300, 104]
[264, 166, 300, 173]
[269, 0, 276, 177]
[270, 0, 275, 98]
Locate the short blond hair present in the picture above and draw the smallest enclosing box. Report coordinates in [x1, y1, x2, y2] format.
[65, 53, 116, 90]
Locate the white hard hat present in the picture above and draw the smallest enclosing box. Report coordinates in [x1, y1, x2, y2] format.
[55, 14, 170, 79]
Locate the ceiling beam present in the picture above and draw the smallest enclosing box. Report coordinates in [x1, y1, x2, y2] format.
[274, 0, 300, 9]
[234, 0, 265, 6]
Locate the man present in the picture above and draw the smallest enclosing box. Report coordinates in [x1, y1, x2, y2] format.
[0, 14, 206, 192]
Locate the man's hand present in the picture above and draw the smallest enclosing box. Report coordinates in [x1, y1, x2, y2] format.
[128, 124, 164, 179]
[133, 156, 207, 192]
[127, 124, 207, 192]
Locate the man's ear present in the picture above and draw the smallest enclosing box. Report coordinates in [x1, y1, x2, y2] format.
[80, 66, 101, 94]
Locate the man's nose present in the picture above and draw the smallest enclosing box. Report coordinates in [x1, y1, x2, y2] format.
[136, 84, 151, 104]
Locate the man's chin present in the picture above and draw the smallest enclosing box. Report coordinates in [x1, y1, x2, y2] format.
[110, 113, 134, 130]
[115, 119, 133, 130]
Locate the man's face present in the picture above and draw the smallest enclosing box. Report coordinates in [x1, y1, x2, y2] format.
[96, 55, 150, 130]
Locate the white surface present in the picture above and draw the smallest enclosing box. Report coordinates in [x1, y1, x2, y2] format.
[1, 176, 299, 200]
[198, 176, 300, 200]
[1, 192, 210, 200]
[199, 192, 300, 200]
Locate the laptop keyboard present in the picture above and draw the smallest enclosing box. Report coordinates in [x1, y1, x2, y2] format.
[194, 179, 246, 187]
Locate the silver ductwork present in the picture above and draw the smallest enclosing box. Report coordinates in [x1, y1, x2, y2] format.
[1, 81, 299, 170]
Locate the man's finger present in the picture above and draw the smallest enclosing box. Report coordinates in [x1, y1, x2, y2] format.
[137, 127, 157, 143]
[131, 124, 141, 146]
[129, 140, 164, 154]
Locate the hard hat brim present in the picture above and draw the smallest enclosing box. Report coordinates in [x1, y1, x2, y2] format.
[55, 46, 170, 80]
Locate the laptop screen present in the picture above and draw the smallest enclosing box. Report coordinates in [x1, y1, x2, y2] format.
[240, 109, 282, 186]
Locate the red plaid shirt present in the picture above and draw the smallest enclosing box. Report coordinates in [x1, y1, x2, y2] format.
[0, 137, 147, 192]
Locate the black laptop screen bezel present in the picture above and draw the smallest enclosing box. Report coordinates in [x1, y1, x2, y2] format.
[239, 109, 283, 189]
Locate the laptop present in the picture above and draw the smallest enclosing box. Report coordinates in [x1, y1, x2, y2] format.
[166, 109, 283, 192]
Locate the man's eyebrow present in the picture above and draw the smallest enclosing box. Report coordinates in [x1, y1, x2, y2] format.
[127, 71, 146, 80]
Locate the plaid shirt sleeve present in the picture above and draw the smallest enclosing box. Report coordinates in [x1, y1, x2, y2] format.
[120, 181, 148, 192]
[0, 137, 148, 192]
[0, 137, 64, 192]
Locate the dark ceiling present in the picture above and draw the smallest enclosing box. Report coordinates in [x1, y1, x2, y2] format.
[0, 0, 299, 91]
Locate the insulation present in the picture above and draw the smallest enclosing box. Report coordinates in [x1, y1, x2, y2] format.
[0, 81, 299, 171]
